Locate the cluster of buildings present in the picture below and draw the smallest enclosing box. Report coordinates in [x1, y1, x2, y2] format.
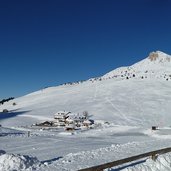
[34, 111, 94, 131]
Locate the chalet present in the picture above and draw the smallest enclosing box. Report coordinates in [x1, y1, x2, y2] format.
[67, 113, 87, 123]
[54, 111, 71, 121]
[83, 120, 92, 127]
[53, 120, 65, 126]
[53, 111, 71, 126]
[65, 122, 75, 131]
[66, 118, 74, 124]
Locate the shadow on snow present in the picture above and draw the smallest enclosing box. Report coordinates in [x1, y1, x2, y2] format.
[0, 109, 30, 120]
[109, 159, 146, 170]
[41, 156, 63, 164]
[0, 132, 24, 137]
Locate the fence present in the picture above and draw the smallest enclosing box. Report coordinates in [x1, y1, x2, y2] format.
[79, 146, 171, 171]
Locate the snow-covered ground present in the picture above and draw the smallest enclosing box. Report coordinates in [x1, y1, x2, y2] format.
[1, 126, 171, 170]
[0, 152, 41, 171]
[1, 51, 171, 170]
[121, 153, 171, 171]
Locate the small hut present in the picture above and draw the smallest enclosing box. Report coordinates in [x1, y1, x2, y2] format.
[152, 126, 158, 131]
[65, 122, 75, 131]
[36, 121, 53, 127]
[83, 120, 92, 128]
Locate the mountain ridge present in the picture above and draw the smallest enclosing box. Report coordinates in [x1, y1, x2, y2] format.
[102, 51, 171, 81]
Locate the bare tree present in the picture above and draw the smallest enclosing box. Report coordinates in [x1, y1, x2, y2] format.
[83, 111, 89, 119]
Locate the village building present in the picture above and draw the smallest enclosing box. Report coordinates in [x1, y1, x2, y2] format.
[54, 111, 71, 120]
[53, 111, 71, 126]
[83, 120, 92, 127]
[66, 113, 87, 127]
[65, 119, 75, 131]
[35, 121, 53, 127]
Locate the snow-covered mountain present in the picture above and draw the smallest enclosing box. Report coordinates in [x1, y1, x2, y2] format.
[2, 51, 171, 171]
[102, 51, 171, 81]
[1, 51, 171, 128]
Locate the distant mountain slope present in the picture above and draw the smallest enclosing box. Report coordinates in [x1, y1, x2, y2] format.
[1, 51, 171, 128]
[102, 51, 171, 81]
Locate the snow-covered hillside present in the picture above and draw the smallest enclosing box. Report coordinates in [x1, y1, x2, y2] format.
[1, 51, 171, 128]
[102, 51, 171, 81]
[1, 51, 171, 171]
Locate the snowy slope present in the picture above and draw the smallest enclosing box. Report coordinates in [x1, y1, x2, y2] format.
[102, 51, 171, 81]
[1, 51, 171, 171]
[1, 51, 171, 128]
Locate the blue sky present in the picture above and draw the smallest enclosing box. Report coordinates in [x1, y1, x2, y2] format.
[0, 0, 171, 98]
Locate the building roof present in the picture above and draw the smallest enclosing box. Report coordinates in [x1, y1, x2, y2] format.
[54, 111, 71, 116]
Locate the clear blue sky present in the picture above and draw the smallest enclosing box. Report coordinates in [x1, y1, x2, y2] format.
[0, 0, 171, 99]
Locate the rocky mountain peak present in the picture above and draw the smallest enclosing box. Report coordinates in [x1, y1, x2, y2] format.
[148, 51, 171, 62]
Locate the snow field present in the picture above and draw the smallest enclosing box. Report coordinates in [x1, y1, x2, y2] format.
[121, 153, 171, 171]
[1, 51, 171, 170]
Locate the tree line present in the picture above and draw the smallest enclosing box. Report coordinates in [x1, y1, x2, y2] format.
[0, 97, 14, 105]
